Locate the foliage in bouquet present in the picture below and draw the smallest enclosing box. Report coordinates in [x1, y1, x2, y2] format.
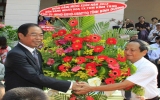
[40, 16, 144, 97]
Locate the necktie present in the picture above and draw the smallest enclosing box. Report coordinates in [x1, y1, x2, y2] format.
[125, 91, 131, 100]
[33, 50, 40, 68]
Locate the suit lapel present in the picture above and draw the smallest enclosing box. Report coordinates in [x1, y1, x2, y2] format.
[17, 44, 41, 71]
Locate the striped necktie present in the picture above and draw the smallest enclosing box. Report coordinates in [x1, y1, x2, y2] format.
[33, 50, 40, 68]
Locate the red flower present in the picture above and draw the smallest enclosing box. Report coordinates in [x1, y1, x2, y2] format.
[76, 57, 86, 64]
[93, 46, 104, 53]
[58, 29, 67, 36]
[71, 28, 81, 34]
[124, 85, 134, 91]
[64, 34, 74, 41]
[97, 55, 108, 61]
[108, 63, 120, 69]
[109, 69, 121, 79]
[63, 56, 72, 62]
[58, 65, 67, 72]
[106, 58, 117, 65]
[90, 34, 101, 42]
[87, 68, 98, 76]
[69, 19, 78, 27]
[86, 96, 94, 100]
[117, 54, 126, 62]
[85, 56, 94, 59]
[83, 36, 91, 42]
[72, 38, 83, 44]
[69, 97, 76, 100]
[52, 33, 58, 38]
[46, 58, 55, 66]
[85, 62, 96, 69]
[72, 43, 82, 51]
[105, 78, 115, 84]
[106, 38, 117, 45]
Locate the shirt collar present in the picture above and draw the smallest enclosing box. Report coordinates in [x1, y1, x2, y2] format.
[133, 57, 144, 67]
[19, 42, 35, 54]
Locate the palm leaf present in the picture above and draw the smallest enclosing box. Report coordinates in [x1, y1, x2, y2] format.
[78, 16, 95, 33]
[92, 21, 109, 35]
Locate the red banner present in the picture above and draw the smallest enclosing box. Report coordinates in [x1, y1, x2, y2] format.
[39, 2, 127, 18]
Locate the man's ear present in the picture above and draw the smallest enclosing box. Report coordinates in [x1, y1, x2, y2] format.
[18, 33, 24, 40]
[142, 50, 148, 56]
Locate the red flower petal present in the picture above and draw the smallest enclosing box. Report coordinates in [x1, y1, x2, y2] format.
[64, 34, 74, 41]
[63, 56, 72, 62]
[58, 29, 67, 36]
[93, 46, 104, 53]
[105, 78, 115, 84]
[72, 43, 82, 51]
[117, 54, 126, 62]
[71, 28, 81, 34]
[106, 38, 117, 45]
[69, 19, 78, 27]
[90, 34, 101, 42]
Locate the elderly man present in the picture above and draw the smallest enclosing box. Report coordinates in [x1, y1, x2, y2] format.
[75, 40, 159, 100]
[148, 23, 160, 44]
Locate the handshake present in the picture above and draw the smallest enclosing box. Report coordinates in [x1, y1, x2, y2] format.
[71, 82, 92, 95]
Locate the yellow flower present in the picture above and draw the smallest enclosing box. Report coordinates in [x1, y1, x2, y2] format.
[75, 71, 88, 80]
[59, 72, 73, 77]
[83, 49, 93, 55]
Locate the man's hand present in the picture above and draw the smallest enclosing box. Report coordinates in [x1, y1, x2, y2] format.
[71, 82, 80, 91]
[74, 82, 92, 94]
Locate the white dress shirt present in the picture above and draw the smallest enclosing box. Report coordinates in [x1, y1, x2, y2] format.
[148, 43, 160, 63]
[123, 57, 159, 100]
[148, 29, 160, 42]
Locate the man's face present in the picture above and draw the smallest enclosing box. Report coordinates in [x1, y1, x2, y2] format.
[124, 42, 147, 63]
[139, 17, 145, 22]
[19, 26, 43, 48]
[156, 25, 160, 30]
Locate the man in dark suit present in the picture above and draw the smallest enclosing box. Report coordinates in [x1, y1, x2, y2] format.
[4, 23, 78, 92]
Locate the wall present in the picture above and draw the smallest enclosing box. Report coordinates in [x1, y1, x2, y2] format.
[124, 0, 160, 25]
[39, 0, 57, 10]
[5, 0, 40, 28]
[95, 0, 128, 29]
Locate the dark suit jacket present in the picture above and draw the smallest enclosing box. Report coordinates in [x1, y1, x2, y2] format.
[4, 43, 71, 92]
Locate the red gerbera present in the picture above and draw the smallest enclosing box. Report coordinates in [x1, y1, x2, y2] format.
[72, 37, 83, 44]
[108, 63, 120, 69]
[63, 56, 72, 62]
[69, 97, 76, 100]
[72, 43, 82, 51]
[93, 46, 104, 53]
[71, 28, 81, 34]
[57, 29, 67, 36]
[85, 62, 96, 69]
[46, 58, 55, 66]
[52, 33, 58, 38]
[86, 96, 94, 100]
[105, 78, 115, 84]
[76, 57, 86, 64]
[85, 56, 94, 59]
[90, 34, 101, 42]
[58, 65, 67, 72]
[106, 38, 117, 45]
[97, 55, 108, 61]
[64, 34, 74, 41]
[83, 36, 91, 42]
[69, 19, 78, 27]
[106, 57, 117, 65]
[109, 69, 121, 79]
[117, 54, 126, 62]
[87, 68, 98, 76]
